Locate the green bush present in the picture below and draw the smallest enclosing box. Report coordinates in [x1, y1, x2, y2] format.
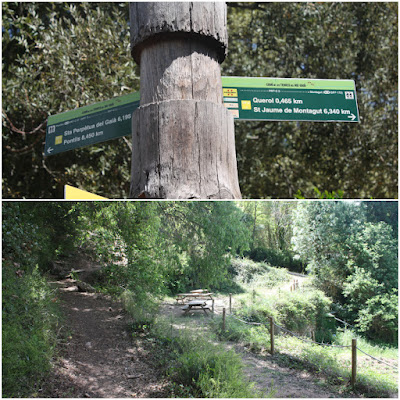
[234, 288, 334, 341]
[231, 257, 290, 288]
[121, 289, 159, 327]
[356, 290, 398, 344]
[170, 339, 263, 397]
[2, 264, 60, 397]
[149, 317, 267, 398]
[275, 290, 334, 341]
[2, 203, 69, 397]
[245, 247, 304, 273]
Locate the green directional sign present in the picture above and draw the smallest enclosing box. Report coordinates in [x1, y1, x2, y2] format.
[44, 92, 140, 156]
[221, 77, 359, 123]
[45, 77, 359, 155]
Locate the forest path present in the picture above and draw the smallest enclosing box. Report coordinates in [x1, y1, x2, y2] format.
[162, 295, 351, 398]
[45, 271, 351, 398]
[43, 277, 168, 398]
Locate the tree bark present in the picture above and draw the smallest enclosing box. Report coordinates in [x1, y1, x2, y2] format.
[129, 2, 241, 199]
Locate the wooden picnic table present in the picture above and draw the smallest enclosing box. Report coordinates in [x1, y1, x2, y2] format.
[176, 292, 214, 304]
[182, 300, 211, 315]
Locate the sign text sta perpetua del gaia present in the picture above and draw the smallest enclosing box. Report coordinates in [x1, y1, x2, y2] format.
[44, 92, 140, 156]
[221, 77, 359, 123]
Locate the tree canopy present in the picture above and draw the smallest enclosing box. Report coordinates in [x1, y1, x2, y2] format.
[2, 2, 397, 198]
[292, 201, 398, 341]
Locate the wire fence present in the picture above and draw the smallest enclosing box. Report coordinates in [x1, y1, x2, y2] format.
[356, 346, 398, 370]
[274, 323, 350, 348]
[224, 307, 398, 372]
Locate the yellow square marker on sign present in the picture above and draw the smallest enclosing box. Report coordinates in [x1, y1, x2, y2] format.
[55, 135, 63, 145]
[223, 88, 238, 97]
[241, 100, 252, 110]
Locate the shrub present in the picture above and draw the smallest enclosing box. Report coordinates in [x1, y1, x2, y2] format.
[2, 264, 60, 397]
[149, 317, 267, 398]
[231, 257, 290, 288]
[169, 337, 263, 397]
[245, 247, 304, 273]
[121, 289, 159, 327]
[356, 290, 398, 344]
[234, 288, 334, 341]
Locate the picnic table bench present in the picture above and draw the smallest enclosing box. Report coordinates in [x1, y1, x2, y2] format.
[182, 300, 211, 315]
[176, 292, 214, 304]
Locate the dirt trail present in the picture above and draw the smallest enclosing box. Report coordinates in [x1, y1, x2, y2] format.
[236, 346, 342, 398]
[43, 277, 168, 398]
[44, 270, 349, 398]
[162, 301, 345, 398]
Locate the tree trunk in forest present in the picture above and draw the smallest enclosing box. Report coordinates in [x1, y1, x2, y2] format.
[129, 2, 241, 199]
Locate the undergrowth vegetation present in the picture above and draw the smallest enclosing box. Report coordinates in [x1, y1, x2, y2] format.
[2, 204, 68, 397]
[212, 315, 397, 396]
[230, 257, 290, 288]
[135, 316, 269, 398]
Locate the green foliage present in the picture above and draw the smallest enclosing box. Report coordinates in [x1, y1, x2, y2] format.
[121, 289, 159, 327]
[215, 316, 398, 397]
[245, 247, 304, 272]
[74, 202, 251, 314]
[2, 202, 79, 272]
[3, 2, 137, 198]
[236, 289, 333, 341]
[149, 317, 265, 398]
[215, 315, 272, 353]
[292, 201, 398, 342]
[277, 334, 398, 396]
[231, 257, 290, 288]
[3, 3, 397, 198]
[226, 2, 397, 199]
[295, 188, 344, 199]
[2, 204, 64, 397]
[159, 202, 251, 291]
[356, 290, 398, 344]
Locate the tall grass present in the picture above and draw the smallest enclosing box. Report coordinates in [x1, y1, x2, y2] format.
[141, 316, 271, 398]
[2, 265, 61, 397]
[212, 313, 398, 397]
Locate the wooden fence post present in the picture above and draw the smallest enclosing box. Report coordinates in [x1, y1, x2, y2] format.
[269, 316, 275, 355]
[212, 299, 215, 314]
[222, 308, 226, 332]
[229, 293, 232, 313]
[129, 2, 241, 199]
[351, 338, 357, 388]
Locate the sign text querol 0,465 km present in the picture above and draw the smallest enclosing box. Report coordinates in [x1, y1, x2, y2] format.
[45, 77, 359, 155]
[221, 77, 359, 122]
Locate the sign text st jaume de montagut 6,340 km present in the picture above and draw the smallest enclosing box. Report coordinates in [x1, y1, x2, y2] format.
[44, 92, 140, 156]
[221, 77, 360, 123]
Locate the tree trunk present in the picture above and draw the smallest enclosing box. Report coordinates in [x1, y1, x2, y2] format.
[129, 2, 241, 199]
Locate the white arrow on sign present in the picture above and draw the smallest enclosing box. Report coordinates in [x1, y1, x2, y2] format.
[47, 147, 54, 154]
[348, 113, 356, 121]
